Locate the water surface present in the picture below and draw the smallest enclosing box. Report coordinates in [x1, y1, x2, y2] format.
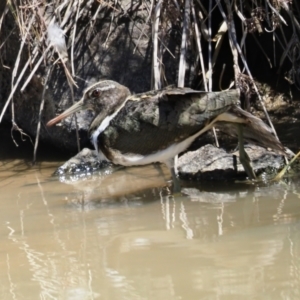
[1, 140, 300, 299]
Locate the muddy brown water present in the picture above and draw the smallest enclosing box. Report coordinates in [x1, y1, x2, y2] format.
[1, 136, 300, 299]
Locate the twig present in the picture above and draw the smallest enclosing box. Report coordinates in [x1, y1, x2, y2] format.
[191, 4, 207, 91]
[282, 3, 299, 33]
[8, 13, 36, 148]
[0, 50, 39, 124]
[208, 0, 212, 91]
[171, 0, 180, 11]
[71, 0, 81, 76]
[263, 0, 276, 66]
[279, 34, 296, 69]
[133, 0, 153, 54]
[220, 1, 240, 84]
[47, 21, 80, 152]
[55, 0, 73, 25]
[178, 0, 191, 88]
[251, 33, 273, 68]
[33, 66, 52, 164]
[218, 64, 235, 90]
[12, 14, 35, 83]
[69, 80, 81, 153]
[87, 1, 102, 39]
[0, 23, 15, 49]
[60, 0, 76, 28]
[273, 151, 300, 181]
[47, 22, 77, 86]
[0, 4, 8, 34]
[264, 2, 293, 66]
[207, 0, 219, 147]
[265, 0, 288, 26]
[134, 21, 175, 59]
[103, 0, 117, 48]
[152, 0, 163, 90]
[195, 0, 207, 16]
[235, 0, 248, 61]
[279, 24, 288, 46]
[218, 0, 280, 141]
[20, 43, 52, 92]
[212, 21, 227, 70]
[10, 121, 33, 147]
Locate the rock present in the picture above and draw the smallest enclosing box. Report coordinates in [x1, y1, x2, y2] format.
[53, 148, 121, 182]
[53, 144, 294, 182]
[178, 144, 288, 181]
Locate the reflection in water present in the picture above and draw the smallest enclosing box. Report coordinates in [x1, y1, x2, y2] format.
[1, 156, 300, 299]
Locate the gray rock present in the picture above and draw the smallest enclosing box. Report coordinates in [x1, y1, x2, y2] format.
[178, 144, 287, 181]
[53, 144, 292, 182]
[54, 148, 121, 182]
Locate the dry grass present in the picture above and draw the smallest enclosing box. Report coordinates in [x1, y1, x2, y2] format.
[0, 0, 299, 161]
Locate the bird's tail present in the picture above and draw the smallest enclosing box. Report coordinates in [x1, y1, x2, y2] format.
[216, 106, 286, 155]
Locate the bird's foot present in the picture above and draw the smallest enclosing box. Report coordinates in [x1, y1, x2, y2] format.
[171, 176, 182, 194]
[239, 146, 257, 180]
[237, 124, 257, 181]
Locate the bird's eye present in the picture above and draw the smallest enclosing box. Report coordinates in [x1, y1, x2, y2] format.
[91, 89, 101, 98]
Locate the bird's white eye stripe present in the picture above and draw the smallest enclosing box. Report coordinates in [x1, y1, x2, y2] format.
[100, 84, 115, 91]
[87, 84, 116, 98]
[87, 83, 116, 94]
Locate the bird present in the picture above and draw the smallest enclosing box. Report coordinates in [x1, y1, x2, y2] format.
[47, 80, 285, 191]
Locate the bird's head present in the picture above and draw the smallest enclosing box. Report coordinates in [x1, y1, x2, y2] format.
[46, 80, 131, 127]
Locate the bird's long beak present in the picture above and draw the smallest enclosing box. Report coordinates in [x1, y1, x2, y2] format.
[46, 99, 85, 127]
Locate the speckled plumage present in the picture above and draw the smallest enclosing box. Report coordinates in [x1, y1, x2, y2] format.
[97, 88, 240, 160]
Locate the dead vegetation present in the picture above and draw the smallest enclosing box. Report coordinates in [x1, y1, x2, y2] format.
[0, 0, 299, 162]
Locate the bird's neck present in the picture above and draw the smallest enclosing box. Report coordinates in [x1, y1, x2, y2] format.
[89, 85, 131, 133]
[88, 89, 131, 152]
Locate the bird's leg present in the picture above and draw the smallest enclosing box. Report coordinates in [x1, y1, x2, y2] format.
[174, 155, 178, 175]
[237, 124, 257, 180]
[165, 157, 181, 193]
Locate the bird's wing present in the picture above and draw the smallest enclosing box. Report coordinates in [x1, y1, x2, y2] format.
[100, 89, 239, 156]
